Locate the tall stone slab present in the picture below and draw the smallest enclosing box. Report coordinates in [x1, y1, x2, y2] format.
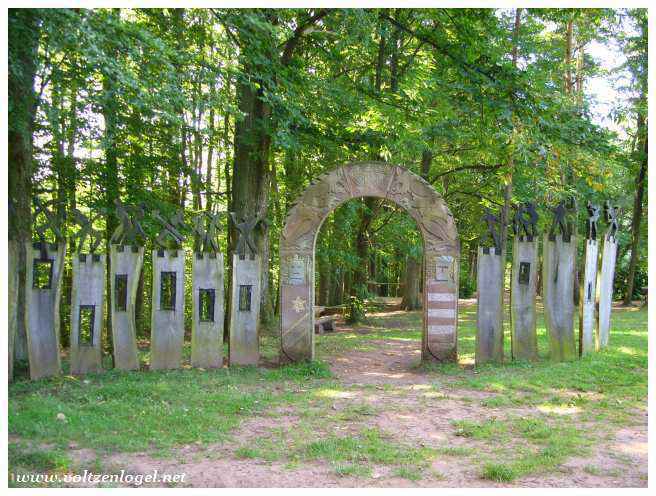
[511, 238, 539, 360]
[280, 162, 459, 363]
[110, 245, 143, 370]
[191, 252, 224, 368]
[8, 240, 19, 381]
[70, 254, 105, 374]
[150, 250, 186, 370]
[475, 246, 504, 364]
[598, 235, 618, 349]
[230, 254, 261, 366]
[24, 242, 65, 380]
[424, 252, 459, 362]
[579, 240, 599, 355]
[543, 234, 577, 361]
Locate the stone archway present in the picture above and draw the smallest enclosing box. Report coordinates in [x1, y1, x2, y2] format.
[279, 162, 460, 363]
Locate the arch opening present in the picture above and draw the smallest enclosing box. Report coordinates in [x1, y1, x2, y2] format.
[313, 196, 424, 364]
[279, 162, 459, 363]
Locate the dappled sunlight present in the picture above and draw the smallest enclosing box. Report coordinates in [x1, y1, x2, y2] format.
[617, 346, 642, 356]
[315, 389, 359, 399]
[423, 391, 448, 399]
[406, 384, 431, 391]
[616, 440, 648, 456]
[537, 404, 582, 415]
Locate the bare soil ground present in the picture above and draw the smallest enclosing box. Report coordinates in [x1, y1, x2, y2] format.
[63, 327, 646, 488]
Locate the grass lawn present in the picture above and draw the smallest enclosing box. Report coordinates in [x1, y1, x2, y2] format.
[8, 302, 648, 487]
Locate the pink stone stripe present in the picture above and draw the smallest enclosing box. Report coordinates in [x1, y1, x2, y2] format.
[427, 300, 456, 309]
[427, 317, 456, 326]
[425, 283, 455, 293]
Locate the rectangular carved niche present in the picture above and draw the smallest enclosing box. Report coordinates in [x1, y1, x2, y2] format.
[115, 274, 128, 311]
[199, 288, 215, 322]
[434, 255, 454, 283]
[239, 285, 252, 312]
[78, 305, 95, 346]
[518, 262, 531, 285]
[33, 259, 54, 289]
[160, 272, 177, 311]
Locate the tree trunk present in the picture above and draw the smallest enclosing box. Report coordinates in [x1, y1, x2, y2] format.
[623, 122, 647, 305]
[401, 256, 422, 310]
[9, 9, 41, 364]
[101, 9, 121, 365]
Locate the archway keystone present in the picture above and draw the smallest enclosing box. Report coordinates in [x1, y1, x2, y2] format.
[279, 162, 460, 363]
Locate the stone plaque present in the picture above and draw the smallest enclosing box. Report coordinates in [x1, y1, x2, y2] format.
[435, 255, 454, 282]
[287, 255, 306, 285]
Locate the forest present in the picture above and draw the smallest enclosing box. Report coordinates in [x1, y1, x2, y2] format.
[8, 7, 648, 354]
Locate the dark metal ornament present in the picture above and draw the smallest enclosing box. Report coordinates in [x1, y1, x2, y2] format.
[512, 202, 539, 242]
[32, 196, 64, 260]
[586, 201, 602, 241]
[110, 200, 147, 247]
[192, 211, 223, 254]
[153, 209, 187, 250]
[604, 200, 620, 240]
[229, 212, 267, 259]
[481, 207, 501, 253]
[548, 198, 577, 242]
[71, 208, 104, 254]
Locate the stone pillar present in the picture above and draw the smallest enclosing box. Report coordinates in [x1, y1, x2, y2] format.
[543, 234, 577, 361]
[475, 246, 504, 364]
[423, 252, 459, 361]
[229, 254, 261, 366]
[70, 253, 105, 374]
[598, 234, 618, 349]
[8, 240, 19, 381]
[24, 242, 66, 380]
[511, 238, 539, 361]
[579, 239, 599, 355]
[150, 249, 185, 370]
[110, 244, 143, 370]
[191, 252, 224, 368]
[279, 251, 313, 362]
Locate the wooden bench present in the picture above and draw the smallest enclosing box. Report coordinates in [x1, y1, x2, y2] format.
[314, 306, 336, 334]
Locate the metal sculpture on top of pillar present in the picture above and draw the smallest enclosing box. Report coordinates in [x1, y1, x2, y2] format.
[510, 202, 539, 361]
[109, 200, 146, 370]
[598, 200, 620, 349]
[543, 199, 578, 361]
[579, 202, 601, 355]
[191, 211, 225, 369]
[475, 207, 504, 365]
[25, 197, 66, 380]
[150, 209, 187, 370]
[229, 213, 266, 366]
[70, 208, 106, 374]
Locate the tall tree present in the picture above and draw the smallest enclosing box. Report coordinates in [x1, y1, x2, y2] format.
[8, 8, 42, 362]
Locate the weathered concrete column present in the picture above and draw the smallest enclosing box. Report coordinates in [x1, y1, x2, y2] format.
[150, 249, 185, 370]
[70, 253, 105, 374]
[191, 252, 224, 368]
[110, 244, 144, 370]
[511, 238, 539, 361]
[579, 239, 599, 355]
[24, 242, 66, 380]
[543, 234, 577, 361]
[8, 240, 19, 381]
[423, 252, 459, 362]
[475, 246, 504, 364]
[230, 254, 261, 366]
[598, 234, 618, 349]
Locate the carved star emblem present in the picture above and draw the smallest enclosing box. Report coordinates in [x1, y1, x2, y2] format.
[292, 296, 307, 314]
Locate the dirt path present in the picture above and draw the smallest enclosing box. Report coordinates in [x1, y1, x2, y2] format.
[62, 331, 647, 488]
